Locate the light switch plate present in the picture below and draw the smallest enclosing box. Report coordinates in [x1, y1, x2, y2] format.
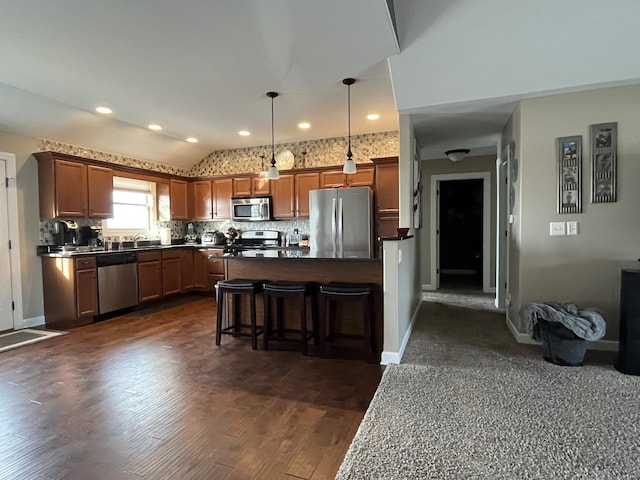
[550, 222, 566, 236]
[567, 221, 578, 236]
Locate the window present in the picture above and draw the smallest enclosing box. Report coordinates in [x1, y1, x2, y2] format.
[102, 177, 156, 236]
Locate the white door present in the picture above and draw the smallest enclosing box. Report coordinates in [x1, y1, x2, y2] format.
[0, 158, 14, 331]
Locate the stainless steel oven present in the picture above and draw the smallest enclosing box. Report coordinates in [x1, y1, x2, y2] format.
[231, 196, 272, 222]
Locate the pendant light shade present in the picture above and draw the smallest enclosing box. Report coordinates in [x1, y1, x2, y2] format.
[342, 78, 357, 174]
[266, 91, 280, 180]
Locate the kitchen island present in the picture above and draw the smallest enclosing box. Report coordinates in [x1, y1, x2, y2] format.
[223, 249, 383, 358]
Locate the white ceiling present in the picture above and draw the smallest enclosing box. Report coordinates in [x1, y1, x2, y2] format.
[3, 1, 640, 170]
[0, 0, 399, 170]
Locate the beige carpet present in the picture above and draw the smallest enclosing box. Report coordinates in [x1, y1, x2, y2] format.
[336, 292, 637, 479]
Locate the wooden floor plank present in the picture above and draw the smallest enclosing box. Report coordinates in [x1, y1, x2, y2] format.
[0, 297, 382, 480]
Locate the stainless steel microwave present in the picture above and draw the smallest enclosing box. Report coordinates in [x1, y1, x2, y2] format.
[231, 196, 273, 221]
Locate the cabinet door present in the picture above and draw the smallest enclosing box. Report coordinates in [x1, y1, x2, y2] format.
[252, 176, 271, 195]
[347, 167, 374, 187]
[162, 257, 182, 296]
[233, 177, 252, 197]
[375, 161, 399, 214]
[320, 170, 344, 188]
[76, 268, 98, 318]
[375, 215, 399, 258]
[191, 180, 213, 220]
[138, 261, 162, 302]
[272, 174, 295, 219]
[295, 172, 319, 218]
[87, 166, 113, 218]
[193, 249, 208, 289]
[181, 249, 194, 291]
[212, 178, 233, 219]
[170, 179, 188, 220]
[55, 160, 87, 217]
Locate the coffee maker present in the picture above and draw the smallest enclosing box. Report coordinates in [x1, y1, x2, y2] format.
[53, 220, 79, 246]
[78, 225, 103, 248]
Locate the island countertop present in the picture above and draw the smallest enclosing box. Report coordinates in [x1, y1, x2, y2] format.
[222, 248, 380, 261]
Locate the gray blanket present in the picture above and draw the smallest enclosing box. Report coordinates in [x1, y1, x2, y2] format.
[521, 302, 606, 341]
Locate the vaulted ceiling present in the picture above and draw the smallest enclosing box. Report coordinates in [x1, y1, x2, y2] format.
[2, 0, 639, 169]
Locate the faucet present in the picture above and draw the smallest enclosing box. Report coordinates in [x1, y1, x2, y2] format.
[132, 232, 146, 248]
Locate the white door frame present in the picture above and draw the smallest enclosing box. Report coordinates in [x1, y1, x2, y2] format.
[0, 152, 24, 330]
[430, 172, 492, 293]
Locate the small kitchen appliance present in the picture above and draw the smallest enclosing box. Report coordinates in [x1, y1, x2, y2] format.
[231, 196, 273, 221]
[53, 220, 79, 246]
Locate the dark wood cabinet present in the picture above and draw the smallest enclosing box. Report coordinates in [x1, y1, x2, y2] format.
[189, 180, 213, 220]
[181, 248, 194, 291]
[36, 153, 115, 219]
[193, 248, 209, 290]
[295, 172, 319, 218]
[138, 251, 162, 303]
[87, 165, 113, 218]
[207, 250, 225, 290]
[213, 178, 232, 219]
[372, 157, 399, 214]
[319, 166, 374, 189]
[272, 174, 295, 219]
[41, 255, 97, 329]
[170, 179, 188, 220]
[162, 250, 182, 296]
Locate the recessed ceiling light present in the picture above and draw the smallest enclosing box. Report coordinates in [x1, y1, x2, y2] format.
[186, 137, 198, 143]
[148, 124, 162, 131]
[96, 106, 112, 114]
[238, 130, 250, 136]
[367, 113, 380, 120]
[298, 122, 311, 129]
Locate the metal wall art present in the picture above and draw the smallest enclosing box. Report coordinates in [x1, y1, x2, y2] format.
[590, 122, 617, 203]
[557, 135, 582, 214]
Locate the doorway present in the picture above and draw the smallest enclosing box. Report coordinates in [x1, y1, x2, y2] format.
[0, 152, 23, 332]
[430, 172, 491, 293]
[439, 179, 483, 290]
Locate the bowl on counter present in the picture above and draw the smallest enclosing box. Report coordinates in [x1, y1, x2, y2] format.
[396, 227, 410, 238]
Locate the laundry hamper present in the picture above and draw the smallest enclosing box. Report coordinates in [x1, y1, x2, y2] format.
[537, 318, 588, 366]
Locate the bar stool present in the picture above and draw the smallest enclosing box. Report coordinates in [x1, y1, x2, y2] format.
[319, 282, 377, 363]
[262, 281, 318, 355]
[215, 279, 264, 350]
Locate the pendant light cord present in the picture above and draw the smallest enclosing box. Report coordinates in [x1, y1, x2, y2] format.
[271, 94, 275, 164]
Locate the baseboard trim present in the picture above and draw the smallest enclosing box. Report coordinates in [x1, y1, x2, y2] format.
[23, 315, 45, 329]
[380, 301, 422, 366]
[422, 283, 435, 291]
[506, 312, 619, 351]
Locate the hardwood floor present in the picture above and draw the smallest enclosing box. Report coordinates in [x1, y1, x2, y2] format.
[0, 297, 383, 480]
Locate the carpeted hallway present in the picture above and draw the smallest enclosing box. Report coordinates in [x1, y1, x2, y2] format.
[336, 291, 640, 479]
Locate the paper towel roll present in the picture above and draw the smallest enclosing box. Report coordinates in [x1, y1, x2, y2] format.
[160, 228, 172, 245]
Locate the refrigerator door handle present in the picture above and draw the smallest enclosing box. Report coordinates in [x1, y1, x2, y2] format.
[331, 197, 338, 250]
[337, 197, 343, 251]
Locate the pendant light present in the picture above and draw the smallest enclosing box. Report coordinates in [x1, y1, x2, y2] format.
[342, 78, 357, 174]
[266, 91, 280, 180]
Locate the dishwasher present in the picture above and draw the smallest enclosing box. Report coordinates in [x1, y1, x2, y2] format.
[97, 252, 139, 314]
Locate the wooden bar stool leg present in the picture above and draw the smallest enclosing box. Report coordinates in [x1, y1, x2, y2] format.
[311, 293, 319, 347]
[319, 294, 327, 356]
[263, 292, 271, 351]
[215, 287, 224, 346]
[275, 297, 284, 338]
[300, 293, 308, 356]
[250, 293, 257, 350]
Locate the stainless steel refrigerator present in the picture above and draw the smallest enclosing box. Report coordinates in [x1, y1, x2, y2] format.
[309, 186, 373, 257]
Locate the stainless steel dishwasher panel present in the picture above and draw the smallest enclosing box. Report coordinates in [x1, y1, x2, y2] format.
[97, 256, 139, 314]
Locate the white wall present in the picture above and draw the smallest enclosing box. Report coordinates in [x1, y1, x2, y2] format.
[514, 84, 640, 339]
[390, 0, 640, 113]
[0, 131, 43, 323]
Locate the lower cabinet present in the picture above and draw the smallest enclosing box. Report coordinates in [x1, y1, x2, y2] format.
[207, 251, 225, 290]
[376, 214, 399, 257]
[181, 248, 194, 291]
[41, 255, 97, 329]
[194, 248, 224, 291]
[138, 251, 162, 303]
[162, 250, 182, 296]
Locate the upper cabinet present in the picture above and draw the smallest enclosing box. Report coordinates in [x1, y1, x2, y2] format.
[272, 174, 295, 219]
[36, 152, 113, 219]
[87, 166, 113, 218]
[233, 175, 271, 197]
[212, 178, 232, 219]
[294, 172, 319, 218]
[372, 157, 399, 214]
[170, 179, 188, 220]
[189, 180, 213, 220]
[320, 166, 374, 188]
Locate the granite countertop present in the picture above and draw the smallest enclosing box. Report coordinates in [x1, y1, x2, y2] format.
[223, 249, 380, 261]
[36, 242, 223, 257]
